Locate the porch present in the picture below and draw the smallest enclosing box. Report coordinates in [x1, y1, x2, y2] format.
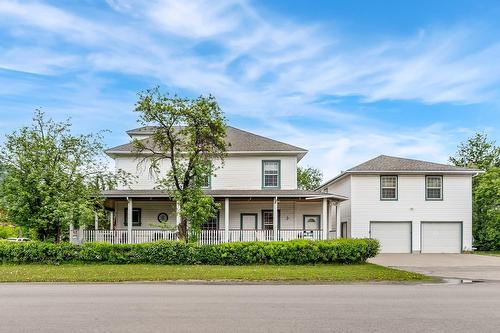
[73, 189, 347, 245]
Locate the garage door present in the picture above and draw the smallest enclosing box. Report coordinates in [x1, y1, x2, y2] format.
[421, 222, 462, 253]
[370, 222, 412, 253]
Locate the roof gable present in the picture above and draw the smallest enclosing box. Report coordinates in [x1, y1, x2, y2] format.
[347, 155, 480, 172]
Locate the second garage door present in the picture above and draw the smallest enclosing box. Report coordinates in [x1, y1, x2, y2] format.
[370, 222, 412, 253]
[421, 222, 462, 253]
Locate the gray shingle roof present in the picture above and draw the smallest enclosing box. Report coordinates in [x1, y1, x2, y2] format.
[347, 155, 481, 172]
[108, 126, 307, 157]
[318, 155, 482, 189]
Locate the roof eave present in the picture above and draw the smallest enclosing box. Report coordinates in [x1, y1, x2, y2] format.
[105, 150, 307, 156]
[318, 169, 482, 190]
[346, 170, 482, 174]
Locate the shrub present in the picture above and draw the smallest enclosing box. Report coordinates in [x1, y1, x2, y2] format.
[0, 225, 18, 239]
[0, 241, 79, 264]
[0, 238, 379, 265]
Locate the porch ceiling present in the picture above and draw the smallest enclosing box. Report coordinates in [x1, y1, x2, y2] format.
[100, 189, 348, 201]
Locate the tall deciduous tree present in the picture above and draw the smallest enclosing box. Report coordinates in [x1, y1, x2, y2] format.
[133, 87, 227, 241]
[297, 166, 323, 190]
[450, 133, 500, 250]
[449, 133, 500, 170]
[473, 167, 500, 250]
[0, 110, 128, 242]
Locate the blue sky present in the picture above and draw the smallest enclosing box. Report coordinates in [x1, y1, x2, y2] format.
[0, 0, 499, 178]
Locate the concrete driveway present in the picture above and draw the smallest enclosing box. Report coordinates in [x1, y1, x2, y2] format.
[369, 253, 500, 281]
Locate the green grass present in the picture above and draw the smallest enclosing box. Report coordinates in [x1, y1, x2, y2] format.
[0, 263, 434, 283]
[474, 251, 500, 257]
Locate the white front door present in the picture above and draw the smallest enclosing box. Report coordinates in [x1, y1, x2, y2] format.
[370, 222, 412, 253]
[241, 214, 257, 229]
[421, 222, 462, 253]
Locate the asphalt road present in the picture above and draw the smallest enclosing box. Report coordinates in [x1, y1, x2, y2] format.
[1, 283, 500, 333]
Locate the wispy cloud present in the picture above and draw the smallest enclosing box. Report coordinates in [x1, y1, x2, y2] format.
[0, 0, 498, 176]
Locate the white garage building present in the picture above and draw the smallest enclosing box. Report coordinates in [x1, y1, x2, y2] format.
[319, 155, 481, 253]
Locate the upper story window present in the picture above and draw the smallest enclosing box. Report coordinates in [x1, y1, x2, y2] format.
[426, 176, 443, 200]
[380, 175, 398, 200]
[201, 175, 211, 189]
[262, 160, 280, 188]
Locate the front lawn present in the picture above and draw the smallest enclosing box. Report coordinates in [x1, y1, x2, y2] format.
[474, 251, 500, 257]
[0, 263, 434, 283]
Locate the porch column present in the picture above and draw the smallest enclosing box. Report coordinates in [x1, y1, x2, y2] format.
[224, 198, 229, 243]
[176, 201, 181, 226]
[94, 212, 99, 230]
[336, 202, 341, 238]
[127, 198, 133, 244]
[322, 198, 328, 240]
[273, 197, 278, 241]
[109, 211, 114, 231]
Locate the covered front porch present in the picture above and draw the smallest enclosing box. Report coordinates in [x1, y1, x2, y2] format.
[74, 190, 347, 245]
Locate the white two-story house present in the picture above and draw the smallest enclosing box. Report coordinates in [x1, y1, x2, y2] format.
[318, 155, 481, 253]
[80, 127, 479, 254]
[88, 126, 347, 244]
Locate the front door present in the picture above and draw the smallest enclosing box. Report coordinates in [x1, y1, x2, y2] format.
[240, 213, 258, 241]
[241, 214, 258, 229]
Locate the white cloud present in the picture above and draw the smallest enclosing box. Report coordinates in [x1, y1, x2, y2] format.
[0, 47, 79, 75]
[263, 121, 460, 179]
[0, 0, 498, 175]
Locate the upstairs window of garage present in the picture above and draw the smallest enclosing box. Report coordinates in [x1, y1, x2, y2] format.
[262, 160, 280, 188]
[380, 175, 398, 200]
[426, 176, 443, 200]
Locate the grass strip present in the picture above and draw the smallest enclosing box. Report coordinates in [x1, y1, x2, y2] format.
[0, 263, 434, 283]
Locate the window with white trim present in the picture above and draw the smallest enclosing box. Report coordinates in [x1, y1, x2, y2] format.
[380, 175, 398, 200]
[201, 175, 211, 189]
[426, 176, 443, 200]
[263, 161, 280, 188]
[201, 216, 218, 230]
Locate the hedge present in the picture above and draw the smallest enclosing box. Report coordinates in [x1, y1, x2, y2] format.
[0, 238, 379, 265]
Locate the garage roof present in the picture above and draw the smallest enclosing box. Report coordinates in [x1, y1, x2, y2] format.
[319, 155, 482, 189]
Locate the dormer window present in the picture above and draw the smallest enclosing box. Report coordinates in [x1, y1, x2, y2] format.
[426, 176, 443, 200]
[262, 160, 280, 188]
[380, 175, 398, 200]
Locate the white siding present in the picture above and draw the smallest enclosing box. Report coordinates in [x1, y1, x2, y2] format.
[219, 200, 321, 229]
[350, 174, 473, 252]
[113, 200, 322, 230]
[327, 176, 351, 236]
[115, 154, 298, 190]
[115, 201, 177, 229]
[115, 156, 171, 190]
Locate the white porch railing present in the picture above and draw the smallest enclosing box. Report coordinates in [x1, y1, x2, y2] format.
[197, 230, 226, 245]
[81, 229, 179, 244]
[79, 229, 324, 245]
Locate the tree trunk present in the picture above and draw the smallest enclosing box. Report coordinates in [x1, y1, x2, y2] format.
[178, 218, 188, 242]
[55, 226, 61, 243]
